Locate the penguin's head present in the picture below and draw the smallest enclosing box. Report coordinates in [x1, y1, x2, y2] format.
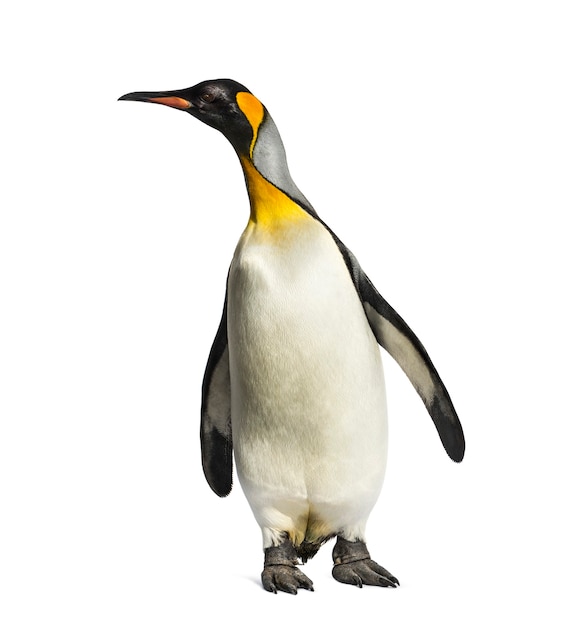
[119, 79, 265, 157]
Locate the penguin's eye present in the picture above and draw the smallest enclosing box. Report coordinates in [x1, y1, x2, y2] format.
[201, 92, 215, 103]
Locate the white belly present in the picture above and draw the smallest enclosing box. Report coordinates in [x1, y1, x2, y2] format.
[227, 218, 387, 545]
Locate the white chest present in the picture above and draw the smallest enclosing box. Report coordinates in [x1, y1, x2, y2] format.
[227, 218, 385, 431]
[226, 217, 388, 514]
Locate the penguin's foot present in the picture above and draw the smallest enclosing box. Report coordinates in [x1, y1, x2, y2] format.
[262, 564, 315, 595]
[261, 538, 314, 594]
[332, 537, 399, 588]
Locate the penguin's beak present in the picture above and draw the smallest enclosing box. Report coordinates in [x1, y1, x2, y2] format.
[118, 91, 192, 110]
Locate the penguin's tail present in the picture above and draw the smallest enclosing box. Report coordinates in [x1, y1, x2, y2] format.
[296, 535, 334, 563]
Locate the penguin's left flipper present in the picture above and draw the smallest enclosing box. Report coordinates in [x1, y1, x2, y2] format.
[200, 294, 233, 496]
[333, 237, 465, 462]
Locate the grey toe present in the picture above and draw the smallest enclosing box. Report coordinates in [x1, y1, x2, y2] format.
[262, 565, 314, 594]
[333, 559, 399, 588]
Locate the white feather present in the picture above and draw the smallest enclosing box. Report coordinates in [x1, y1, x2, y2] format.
[227, 216, 388, 548]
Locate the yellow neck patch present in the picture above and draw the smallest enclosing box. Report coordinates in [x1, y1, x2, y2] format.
[236, 92, 264, 157]
[241, 157, 309, 230]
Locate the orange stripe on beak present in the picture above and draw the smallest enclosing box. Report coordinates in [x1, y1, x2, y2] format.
[148, 96, 192, 109]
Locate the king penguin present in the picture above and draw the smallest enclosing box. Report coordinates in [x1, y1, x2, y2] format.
[119, 79, 465, 594]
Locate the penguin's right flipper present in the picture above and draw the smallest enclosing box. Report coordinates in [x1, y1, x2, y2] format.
[330, 235, 465, 462]
[200, 295, 233, 496]
[360, 274, 465, 462]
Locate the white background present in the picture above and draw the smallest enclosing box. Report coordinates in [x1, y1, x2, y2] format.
[1, 1, 575, 624]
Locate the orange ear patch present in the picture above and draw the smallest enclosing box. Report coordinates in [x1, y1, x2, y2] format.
[236, 92, 265, 156]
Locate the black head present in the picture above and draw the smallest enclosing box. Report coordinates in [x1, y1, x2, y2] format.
[119, 78, 262, 156]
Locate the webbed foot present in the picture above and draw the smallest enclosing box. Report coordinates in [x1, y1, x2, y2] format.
[332, 537, 399, 588]
[262, 564, 314, 594]
[261, 538, 314, 594]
